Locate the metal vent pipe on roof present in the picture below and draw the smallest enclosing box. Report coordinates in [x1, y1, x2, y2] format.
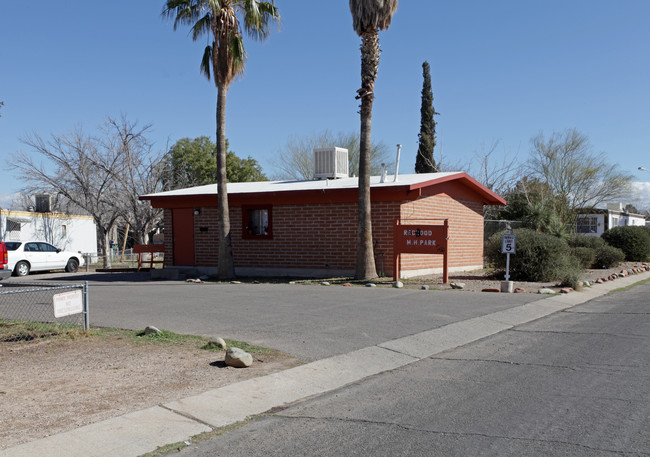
[393, 144, 402, 182]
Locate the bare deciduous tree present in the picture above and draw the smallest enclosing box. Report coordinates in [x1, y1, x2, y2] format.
[10, 116, 165, 267]
[470, 140, 521, 197]
[98, 117, 165, 245]
[527, 129, 633, 230]
[13, 128, 122, 268]
[272, 130, 392, 181]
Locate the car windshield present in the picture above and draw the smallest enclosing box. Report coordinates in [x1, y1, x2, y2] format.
[4, 242, 22, 251]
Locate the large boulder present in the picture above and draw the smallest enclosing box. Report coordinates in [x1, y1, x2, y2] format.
[225, 347, 253, 368]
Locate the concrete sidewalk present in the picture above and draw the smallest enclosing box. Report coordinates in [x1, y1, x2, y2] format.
[3, 271, 649, 457]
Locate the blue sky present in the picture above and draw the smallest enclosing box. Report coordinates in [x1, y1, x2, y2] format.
[2, 0, 650, 209]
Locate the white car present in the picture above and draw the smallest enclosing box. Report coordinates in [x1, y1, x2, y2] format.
[4, 241, 85, 277]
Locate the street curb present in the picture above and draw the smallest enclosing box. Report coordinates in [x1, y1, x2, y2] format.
[2, 270, 648, 457]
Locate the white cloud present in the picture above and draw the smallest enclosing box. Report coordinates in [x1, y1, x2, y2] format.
[0, 192, 20, 210]
[630, 181, 650, 212]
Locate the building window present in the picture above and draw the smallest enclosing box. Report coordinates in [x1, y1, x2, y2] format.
[5, 220, 21, 241]
[576, 216, 598, 234]
[242, 205, 272, 239]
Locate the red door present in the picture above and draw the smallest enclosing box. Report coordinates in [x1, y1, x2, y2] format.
[172, 209, 195, 266]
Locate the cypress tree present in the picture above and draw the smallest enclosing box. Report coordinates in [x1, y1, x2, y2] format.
[415, 61, 439, 173]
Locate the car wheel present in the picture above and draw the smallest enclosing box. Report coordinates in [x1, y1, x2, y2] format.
[15, 261, 30, 277]
[65, 258, 79, 273]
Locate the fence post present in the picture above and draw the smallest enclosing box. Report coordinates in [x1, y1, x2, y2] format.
[83, 281, 90, 331]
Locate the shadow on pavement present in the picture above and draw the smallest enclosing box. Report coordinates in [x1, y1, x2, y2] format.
[4, 271, 155, 283]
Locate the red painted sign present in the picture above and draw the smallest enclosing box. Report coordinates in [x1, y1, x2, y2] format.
[393, 220, 449, 282]
[395, 224, 448, 254]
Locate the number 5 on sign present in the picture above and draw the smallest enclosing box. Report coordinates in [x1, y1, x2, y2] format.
[502, 234, 516, 254]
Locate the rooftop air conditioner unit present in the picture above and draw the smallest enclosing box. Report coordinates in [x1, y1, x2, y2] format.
[606, 202, 624, 212]
[35, 194, 53, 213]
[314, 147, 349, 179]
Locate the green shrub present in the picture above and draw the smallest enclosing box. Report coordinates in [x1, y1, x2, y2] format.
[567, 234, 606, 250]
[571, 246, 595, 269]
[486, 228, 583, 283]
[601, 226, 650, 261]
[593, 244, 625, 269]
[557, 256, 584, 289]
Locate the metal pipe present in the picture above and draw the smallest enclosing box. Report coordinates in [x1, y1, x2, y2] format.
[380, 163, 387, 183]
[394, 144, 402, 182]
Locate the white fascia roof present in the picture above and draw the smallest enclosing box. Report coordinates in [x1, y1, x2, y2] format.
[143, 172, 463, 198]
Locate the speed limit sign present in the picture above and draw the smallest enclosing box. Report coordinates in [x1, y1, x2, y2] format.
[502, 234, 516, 254]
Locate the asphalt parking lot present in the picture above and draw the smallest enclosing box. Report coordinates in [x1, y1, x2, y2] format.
[2, 271, 541, 361]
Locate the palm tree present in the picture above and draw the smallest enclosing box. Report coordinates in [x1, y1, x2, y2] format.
[163, 0, 280, 279]
[349, 0, 398, 280]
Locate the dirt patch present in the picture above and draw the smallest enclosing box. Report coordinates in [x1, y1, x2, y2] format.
[0, 331, 300, 450]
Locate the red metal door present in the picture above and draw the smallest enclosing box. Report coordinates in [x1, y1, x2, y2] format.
[172, 209, 195, 266]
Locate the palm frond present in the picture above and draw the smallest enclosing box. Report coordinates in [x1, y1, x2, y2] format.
[229, 34, 246, 77]
[349, 0, 398, 34]
[242, 1, 280, 41]
[200, 45, 213, 80]
[191, 13, 212, 40]
[163, 0, 201, 30]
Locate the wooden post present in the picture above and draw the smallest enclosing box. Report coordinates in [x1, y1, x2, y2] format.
[120, 223, 130, 263]
[393, 219, 400, 281]
[442, 219, 449, 283]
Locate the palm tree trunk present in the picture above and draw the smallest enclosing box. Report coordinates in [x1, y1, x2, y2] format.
[355, 31, 380, 280]
[216, 83, 235, 279]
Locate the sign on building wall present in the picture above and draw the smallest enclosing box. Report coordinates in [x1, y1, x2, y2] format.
[394, 220, 449, 282]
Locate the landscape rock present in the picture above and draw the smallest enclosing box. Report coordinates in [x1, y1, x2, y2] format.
[230, 280, 242, 284]
[560, 288, 573, 294]
[421, 285, 430, 290]
[365, 283, 377, 288]
[342, 283, 353, 287]
[320, 281, 331, 286]
[596, 278, 605, 284]
[213, 337, 227, 350]
[481, 287, 500, 293]
[144, 326, 161, 335]
[583, 281, 591, 287]
[538, 288, 555, 295]
[225, 347, 253, 368]
[450, 282, 466, 290]
[514, 287, 526, 293]
[393, 281, 404, 289]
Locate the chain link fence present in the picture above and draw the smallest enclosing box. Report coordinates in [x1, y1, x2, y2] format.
[0, 282, 89, 342]
[484, 220, 523, 242]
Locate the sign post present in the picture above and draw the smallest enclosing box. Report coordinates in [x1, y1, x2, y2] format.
[501, 233, 516, 292]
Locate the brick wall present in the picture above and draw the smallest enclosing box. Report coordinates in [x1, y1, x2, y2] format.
[169, 193, 484, 278]
[398, 195, 484, 275]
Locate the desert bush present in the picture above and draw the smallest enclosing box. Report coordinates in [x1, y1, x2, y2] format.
[567, 234, 606, 249]
[486, 228, 583, 283]
[601, 226, 650, 261]
[593, 244, 625, 269]
[571, 246, 596, 269]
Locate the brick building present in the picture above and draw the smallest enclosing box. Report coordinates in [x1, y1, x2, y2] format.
[141, 172, 505, 279]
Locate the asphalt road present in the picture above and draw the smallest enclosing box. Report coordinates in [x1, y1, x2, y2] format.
[8, 271, 541, 361]
[164, 282, 650, 457]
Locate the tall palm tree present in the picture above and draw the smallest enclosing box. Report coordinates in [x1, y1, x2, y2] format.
[349, 0, 398, 280]
[163, 0, 280, 279]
